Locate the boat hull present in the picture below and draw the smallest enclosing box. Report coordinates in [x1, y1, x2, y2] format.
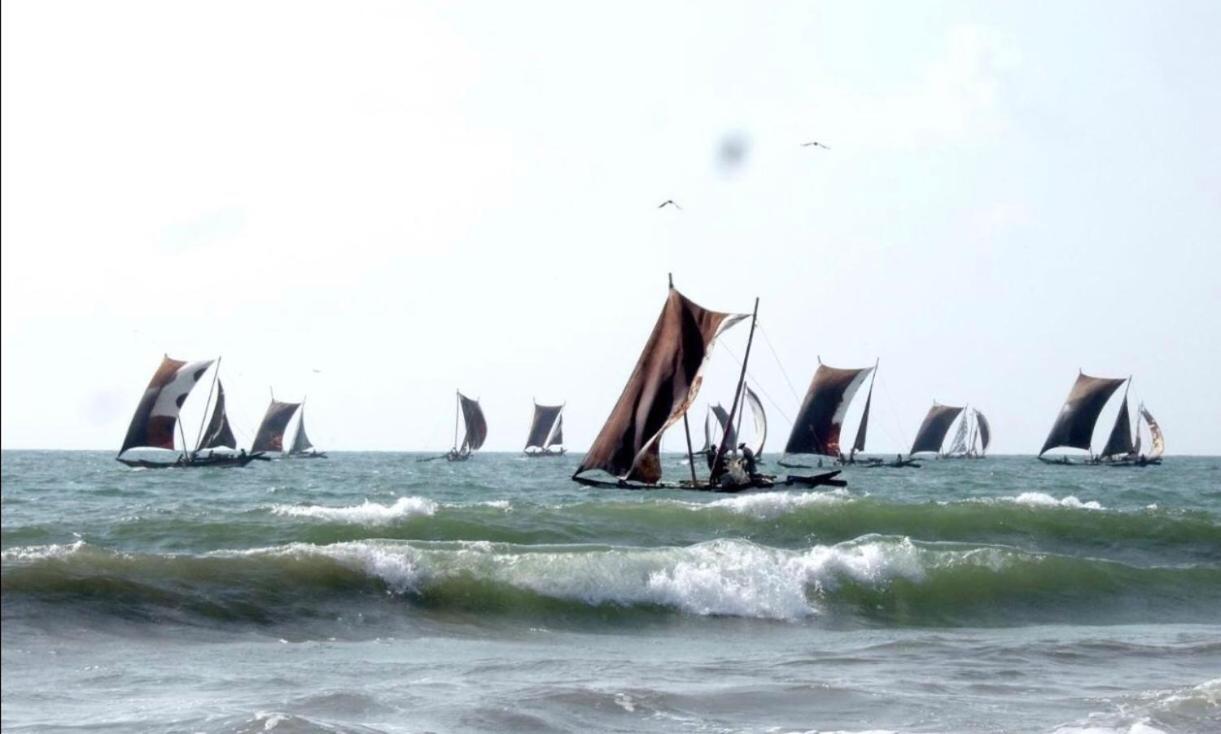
[572, 470, 845, 493]
[116, 452, 267, 469]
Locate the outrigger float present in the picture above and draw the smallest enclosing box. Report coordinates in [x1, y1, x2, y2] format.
[571, 276, 845, 493]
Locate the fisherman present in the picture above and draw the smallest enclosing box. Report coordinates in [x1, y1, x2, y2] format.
[705, 443, 718, 471]
[739, 442, 758, 477]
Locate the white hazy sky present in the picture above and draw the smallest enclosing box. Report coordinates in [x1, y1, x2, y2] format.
[2, 0, 1219, 454]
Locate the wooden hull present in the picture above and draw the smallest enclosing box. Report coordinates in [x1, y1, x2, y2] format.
[861, 459, 921, 469]
[523, 449, 566, 458]
[116, 452, 266, 469]
[572, 470, 845, 493]
[286, 452, 329, 459]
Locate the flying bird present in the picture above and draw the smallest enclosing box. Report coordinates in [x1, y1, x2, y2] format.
[658, 200, 682, 210]
[801, 141, 831, 149]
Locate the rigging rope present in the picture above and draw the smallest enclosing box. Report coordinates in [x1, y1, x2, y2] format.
[717, 341, 794, 426]
[757, 323, 803, 404]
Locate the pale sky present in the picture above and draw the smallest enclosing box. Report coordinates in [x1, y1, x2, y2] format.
[2, 1, 1219, 454]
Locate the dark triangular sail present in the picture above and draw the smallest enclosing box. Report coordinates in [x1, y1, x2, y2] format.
[575, 287, 745, 483]
[745, 385, 767, 455]
[119, 355, 214, 454]
[198, 381, 237, 450]
[289, 405, 314, 454]
[1101, 395, 1134, 459]
[974, 409, 991, 453]
[251, 399, 301, 453]
[910, 403, 965, 455]
[710, 404, 737, 448]
[852, 370, 876, 454]
[459, 393, 488, 452]
[525, 403, 564, 450]
[552, 416, 564, 447]
[784, 364, 874, 457]
[1039, 373, 1127, 455]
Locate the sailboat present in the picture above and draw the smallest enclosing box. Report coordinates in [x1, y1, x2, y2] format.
[251, 395, 302, 458]
[285, 403, 328, 459]
[571, 276, 843, 492]
[697, 386, 767, 466]
[446, 391, 487, 461]
[523, 401, 565, 456]
[779, 359, 884, 468]
[907, 402, 965, 461]
[1037, 371, 1161, 465]
[940, 406, 991, 459]
[116, 355, 263, 468]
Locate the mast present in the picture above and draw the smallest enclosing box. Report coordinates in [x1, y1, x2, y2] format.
[193, 357, 221, 452]
[453, 390, 460, 451]
[712, 297, 759, 481]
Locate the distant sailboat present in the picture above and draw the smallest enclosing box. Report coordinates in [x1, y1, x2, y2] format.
[908, 403, 965, 460]
[1098, 391, 1164, 467]
[571, 276, 843, 491]
[780, 359, 881, 467]
[524, 401, 565, 457]
[251, 396, 302, 457]
[447, 391, 487, 461]
[941, 406, 991, 459]
[116, 355, 261, 468]
[1037, 371, 1155, 465]
[286, 403, 328, 459]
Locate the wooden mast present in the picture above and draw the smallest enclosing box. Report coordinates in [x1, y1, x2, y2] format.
[711, 296, 759, 483]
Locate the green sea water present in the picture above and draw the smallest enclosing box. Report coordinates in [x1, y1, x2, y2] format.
[2, 451, 1219, 733]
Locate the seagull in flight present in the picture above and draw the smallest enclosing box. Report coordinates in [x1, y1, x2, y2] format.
[658, 200, 682, 210]
[801, 141, 831, 150]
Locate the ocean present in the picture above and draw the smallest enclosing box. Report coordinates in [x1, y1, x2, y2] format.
[2, 451, 1219, 733]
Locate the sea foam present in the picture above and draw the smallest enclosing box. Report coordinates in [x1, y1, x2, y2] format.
[270, 496, 438, 524]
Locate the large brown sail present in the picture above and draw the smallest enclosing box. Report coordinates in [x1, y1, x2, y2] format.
[1039, 373, 1127, 455]
[459, 393, 488, 451]
[910, 403, 965, 455]
[1101, 395, 1134, 459]
[524, 403, 564, 450]
[251, 399, 301, 453]
[574, 287, 745, 483]
[119, 355, 214, 455]
[783, 364, 873, 457]
[198, 381, 237, 450]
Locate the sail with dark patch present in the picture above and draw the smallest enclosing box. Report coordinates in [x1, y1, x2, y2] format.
[1039, 373, 1127, 456]
[574, 287, 745, 483]
[525, 403, 564, 451]
[119, 355, 214, 455]
[784, 364, 873, 457]
[1101, 395, 1134, 459]
[910, 403, 965, 455]
[288, 405, 315, 454]
[251, 399, 302, 453]
[459, 393, 487, 452]
[744, 386, 767, 455]
[198, 381, 237, 450]
[975, 409, 991, 453]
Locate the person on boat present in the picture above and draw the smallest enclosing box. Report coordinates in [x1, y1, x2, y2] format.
[239, 448, 247, 459]
[705, 443, 718, 471]
[739, 443, 759, 477]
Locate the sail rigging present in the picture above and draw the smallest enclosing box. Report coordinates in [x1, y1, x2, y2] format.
[457, 393, 488, 452]
[783, 363, 874, 457]
[525, 402, 564, 451]
[251, 399, 302, 453]
[197, 381, 237, 450]
[574, 286, 746, 483]
[946, 410, 970, 455]
[1039, 372, 1127, 455]
[851, 366, 876, 455]
[118, 356, 214, 455]
[910, 403, 965, 455]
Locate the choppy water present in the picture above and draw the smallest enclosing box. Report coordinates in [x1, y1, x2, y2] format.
[3, 451, 1219, 733]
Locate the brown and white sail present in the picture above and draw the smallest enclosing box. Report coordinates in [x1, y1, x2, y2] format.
[197, 381, 237, 450]
[784, 363, 874, 457]
[1140, 404, 1165, 459]
[910, 403, 965, 455]
[1039, 372, 1127, 456]
[744, 385, 767, 455]
[458, 393, 488, 452]
[118, 355, 215, 455]
[525, 402, 564, 452]
[251, 399, 302, 453]
[574, 286, 746, 483]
